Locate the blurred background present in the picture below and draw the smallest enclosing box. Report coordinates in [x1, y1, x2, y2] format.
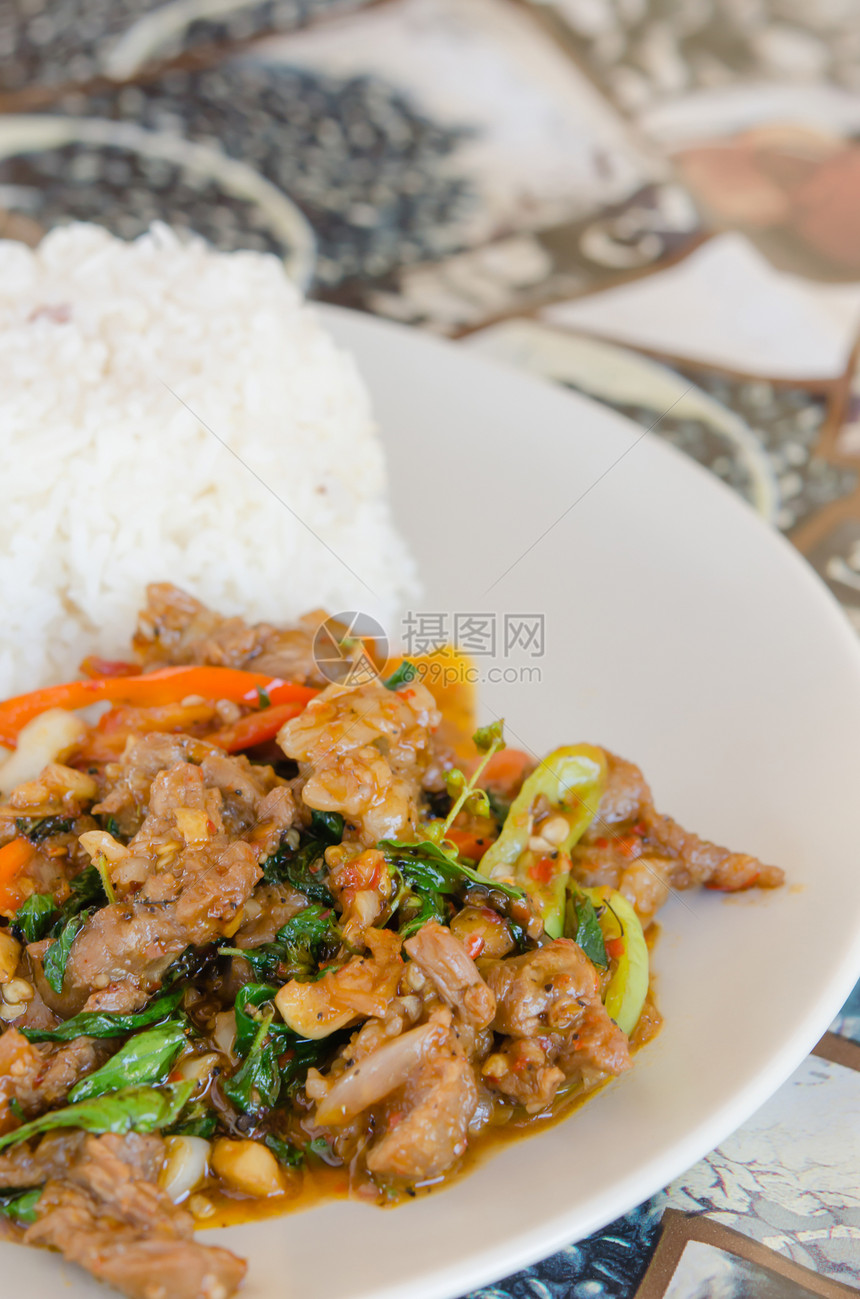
[2, 0, 860, 624]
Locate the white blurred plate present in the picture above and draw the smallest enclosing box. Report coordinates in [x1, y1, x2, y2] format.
[5, 306, 860, 1299]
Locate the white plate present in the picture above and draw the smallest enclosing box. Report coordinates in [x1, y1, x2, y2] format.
[5, 306, 860, 1299]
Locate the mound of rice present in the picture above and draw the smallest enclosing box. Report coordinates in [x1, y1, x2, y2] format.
[0, 223, 419, 698]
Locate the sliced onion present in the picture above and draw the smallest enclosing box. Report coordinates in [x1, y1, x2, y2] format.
[315, 1012, 450, 1127]
[0, 709, 86, 794]
[159, 1136, 211, 1203]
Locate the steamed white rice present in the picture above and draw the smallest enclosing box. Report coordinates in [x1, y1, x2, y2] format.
[0, 223, 419, 698]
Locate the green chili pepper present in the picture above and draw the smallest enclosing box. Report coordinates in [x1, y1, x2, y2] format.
[576, 886, 649, 1035]
[479, 744, 607, 937]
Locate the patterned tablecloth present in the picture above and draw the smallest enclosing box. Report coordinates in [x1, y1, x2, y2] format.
[2, 3, 859, 1294]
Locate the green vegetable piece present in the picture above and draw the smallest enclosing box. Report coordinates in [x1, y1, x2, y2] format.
[579, 886, 649, 1036]
[473, 720, 505, 753]
[382, 838, 521, 939]
[264, 1134, 304, 1168]
[15, 816, 74, 843]
[22, 988, 184, 1043]
[13, 893, 56, 943]
[222, 906, 340, 983]
[168, 1105, 218, 1139]
[262, 837, 334, 905]
[0, 1083, 193, 1153]
[309, 810, 344, 844]
[232, 984, 288, 1058]
[222, 1007, 281, 1114]
[307, 1136, 332, 1160]
[567, 891, 608, 969]
[0, 1188, 42, 1225]
[383, 661, 417, 690]
[64, 865, 108, 915]
[68, 1022, 188, 1103]
[43, 910, 91, 995]
[479, 744, 607, 938]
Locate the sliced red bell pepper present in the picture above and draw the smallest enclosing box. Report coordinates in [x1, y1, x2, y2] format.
[0, 837, 35, 911]
[0, 667, 318, 748]
[79, 657, 138, 679]
[445, 827, 493, 863]
[206, 700, 306, 753]
[478, 748, 533, 795]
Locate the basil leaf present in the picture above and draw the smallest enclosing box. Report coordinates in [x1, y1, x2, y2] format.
[0, 1188, 42, 1225]
[42, 910, 92, 995]
[307, 1136, 332, 1160]
[0, 1083, 193, 1153]
[568, 891, 608, 969]
[264, 1134, 304, 1168]
[13, 893, 57, 943]
[22, 988, 185, 1043]
[278, 1036, 332, 1095]
[383, 661, 417, 690]
[222, 1008, 281, 1114]
[382, 838, 522, 939]
[68, 1022, 188, 1103]
[224, 906, 340, 983]
[15, 816, 74, 843]
[232, 976, 283, 1059]
[64, 865, 108, 916]
[397, 889, 447, 940]
[262, 837, 334, 905]
[381, 839, 522, 900]
[168, 1103, 218, 1139]
[309, 810, 344, 844]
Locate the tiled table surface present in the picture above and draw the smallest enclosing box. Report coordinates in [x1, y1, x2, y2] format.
[2, 2, 859, 1294]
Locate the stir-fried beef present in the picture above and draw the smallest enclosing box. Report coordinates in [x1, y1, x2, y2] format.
[403, 923, 495, 1031]
[61, 744, 298, 1012]
[0, 584, 786, 1298]
[366, 1034, 478, 1180]
[133, 582, 329, 687]
[0, 1131, 86, 1187]
[571, 751, 783, 921]
[481, 941, 631, 1111]
[25, 1133, 245, 1299]
[0, 1029, 105, 1130]
[278, 676, 441, 845]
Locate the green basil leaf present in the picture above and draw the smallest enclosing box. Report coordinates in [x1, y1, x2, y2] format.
[0, 1187, 42, 1225]
[0, 1083, 193, 1153]
[309, 810, 344, 844]
[262, 837, 334, 905]
[223, 905, 340, 983]
[42, 910, 92, 995]
[14, 816, 74, 844]
[568, 891, 608, 969]
[222, 1008, 281, 1114]
[264, 1134, 304, 1168]
[68, 1022, 188, 1103]
[64, 865, 108, 916]
[383, 661, 417, 691]
[12, 893, 57, 943]
[167, 1103, 218, 1139]
[381, 839, 522, 900]
[233, 983, 284, 1058]
[22, 988, 185, 1043]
